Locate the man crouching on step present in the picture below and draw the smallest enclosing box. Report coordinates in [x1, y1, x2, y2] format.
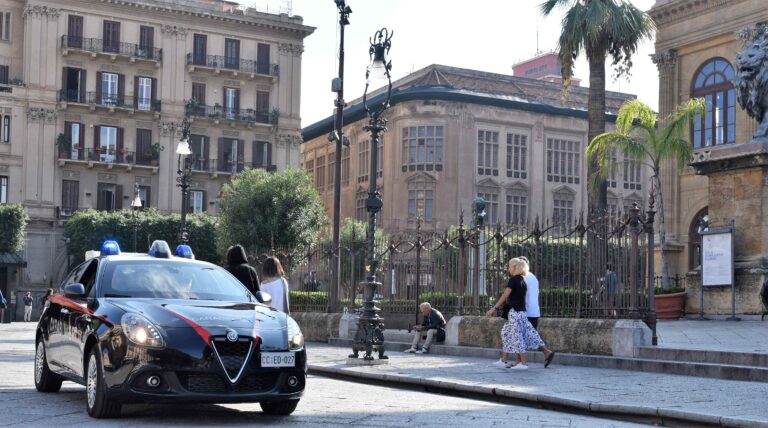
[404, 302, 446, 354]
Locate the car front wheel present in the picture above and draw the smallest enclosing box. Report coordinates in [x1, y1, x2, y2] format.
[34, 339, 62, 392]
[260, 399, 299, 415]
[86, 348, 121, 418]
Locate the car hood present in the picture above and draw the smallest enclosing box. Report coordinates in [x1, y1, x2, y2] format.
[109, 299, 289, 349]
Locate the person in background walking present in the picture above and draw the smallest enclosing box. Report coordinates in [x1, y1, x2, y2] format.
[0, 288, 6, 323]
[486, 258, 554, 369]
[404, 302, 446, 354]
[518, 256, 540, 329]
[23, 292, 33, 322]
[225, 245, 261, 296]
[260, 256, 290, 314]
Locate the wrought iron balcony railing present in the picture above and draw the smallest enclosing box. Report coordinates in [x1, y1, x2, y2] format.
[185, 53, 279, 76]
[186, 103, 269, 124]
[58, 90, 161, 112]
[62, 35, 162, 62]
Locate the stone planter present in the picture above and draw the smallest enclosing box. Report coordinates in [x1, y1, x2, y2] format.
[655, 291, 686, 320]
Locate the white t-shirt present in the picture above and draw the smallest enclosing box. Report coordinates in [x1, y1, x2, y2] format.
[524, 272, 540, 317]
[261, 277, 288, 313]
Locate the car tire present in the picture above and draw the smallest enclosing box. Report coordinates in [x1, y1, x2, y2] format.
[260, 399, 299, 415]
[34, 339, 62, 392]
[86, 348, 121, 418]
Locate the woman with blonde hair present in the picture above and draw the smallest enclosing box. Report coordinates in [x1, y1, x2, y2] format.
[486, 257, 554, 369]
[261, 256, 290, 314]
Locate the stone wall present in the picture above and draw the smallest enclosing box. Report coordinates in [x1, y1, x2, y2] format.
[291, 313, 341, 342]
[685, 271, 766, 315]
[456, 316, 619, 355]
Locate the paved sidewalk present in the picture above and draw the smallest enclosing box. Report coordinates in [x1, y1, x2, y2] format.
[307, 343, 768, 427]
[657, 320, 768, 353]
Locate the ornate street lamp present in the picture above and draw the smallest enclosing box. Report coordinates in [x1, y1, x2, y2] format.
[349, 28, 393, 362]
[131, 183, 142, 252]
[329, 0, 352, 312]
[176, 109, 192, 244]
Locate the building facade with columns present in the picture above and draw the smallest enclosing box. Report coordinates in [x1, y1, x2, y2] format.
[302, 64, 646, 234]
[0, 0, 313, 315]
[650, 0, 768, 314]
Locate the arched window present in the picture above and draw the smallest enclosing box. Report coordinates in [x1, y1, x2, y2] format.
[691, 58, 736, 148]
[688, 207, 708, 270]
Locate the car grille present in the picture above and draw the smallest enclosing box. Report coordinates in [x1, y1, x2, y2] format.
[178, 372, 280, 394]
[211, 337, 252, 382]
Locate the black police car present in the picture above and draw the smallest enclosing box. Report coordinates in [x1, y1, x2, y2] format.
[34, 240, 306, 418]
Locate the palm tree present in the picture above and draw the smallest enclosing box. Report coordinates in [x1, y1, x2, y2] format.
[587, 98, 706, 289]
[540, 0, 654, 214]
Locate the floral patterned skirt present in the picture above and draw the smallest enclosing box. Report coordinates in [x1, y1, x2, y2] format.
[501, 310, 545, 354]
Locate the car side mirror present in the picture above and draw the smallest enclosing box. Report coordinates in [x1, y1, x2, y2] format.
[64, 283, 86, 299]
[254, 291, 272, 305]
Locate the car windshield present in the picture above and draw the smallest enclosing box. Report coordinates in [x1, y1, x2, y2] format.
[100, 260, 252, 302]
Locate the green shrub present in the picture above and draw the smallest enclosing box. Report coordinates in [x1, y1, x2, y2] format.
[0, 204, 27, 253]
[655, 286, 685, 295]
[64, 209, 219, 264]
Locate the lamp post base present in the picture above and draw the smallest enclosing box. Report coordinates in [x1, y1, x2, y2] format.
[348, 280, 388, 361]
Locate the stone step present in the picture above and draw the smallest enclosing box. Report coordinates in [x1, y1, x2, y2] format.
[328, 338, 768, 383]
[636, 346, 768, 367]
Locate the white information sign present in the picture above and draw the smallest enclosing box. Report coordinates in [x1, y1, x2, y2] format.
[702, 231, 733, 286]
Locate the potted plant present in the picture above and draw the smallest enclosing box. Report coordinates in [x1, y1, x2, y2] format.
[270, 107, 280, 126]
[148, 142, 164, 166]
[655, 286, 686, 320]
[56, 133, 71, 158]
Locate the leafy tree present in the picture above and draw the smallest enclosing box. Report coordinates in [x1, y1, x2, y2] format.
[0, 204, 28, 253]
[64, 208, 219, 265]
[320, 218, 388, 301]
[587, 98, 706, 289]
[540, 0, 654, 213]
[216, 168, 328, 254]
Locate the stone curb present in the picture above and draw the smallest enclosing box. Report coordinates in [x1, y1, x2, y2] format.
[328, 337, 768, 383]
[307, 362, 758, 427]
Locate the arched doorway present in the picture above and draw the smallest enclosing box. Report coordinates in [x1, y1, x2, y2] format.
[689, 207, 709, 270]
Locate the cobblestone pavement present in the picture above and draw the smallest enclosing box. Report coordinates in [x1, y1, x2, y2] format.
[0, 323, 645, 427]
[657, 319, 768, 353]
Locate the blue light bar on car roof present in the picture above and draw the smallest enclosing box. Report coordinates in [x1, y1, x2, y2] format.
[175, 245, 195, 259]
[101, 240, 121, 256]
[148, 240, 172, 259]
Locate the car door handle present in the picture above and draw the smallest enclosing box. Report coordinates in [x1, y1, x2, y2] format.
[60, 308, 70, 314]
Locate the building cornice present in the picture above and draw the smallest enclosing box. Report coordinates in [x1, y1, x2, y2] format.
[61, 0, 315, 38]
[650, 0, 750, 27]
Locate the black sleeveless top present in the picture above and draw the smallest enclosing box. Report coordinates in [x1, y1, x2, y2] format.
[506, 275, 527, 312]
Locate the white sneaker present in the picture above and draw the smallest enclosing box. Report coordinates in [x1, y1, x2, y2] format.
[492, 359, 508, 368]
[509, 363, 529, 370]
[403, 347, 417, 353]
[415, 347, 429, 354]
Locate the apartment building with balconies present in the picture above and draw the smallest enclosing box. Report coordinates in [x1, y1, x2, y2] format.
[0, 0, 313, 293]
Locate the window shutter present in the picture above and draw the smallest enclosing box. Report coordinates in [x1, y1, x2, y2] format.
[93, 125, 100, 150]
[79, 69, 87, 103]
[266, 142, 272, 166]
[234, 89, 240, 113]
[144, 186, 151, 208]
[95, 72, 103, 104]
[150, 78, 157, 106]
[202, 191, 207, 213]
[237, 139, 244, 171]
[217, 137, 225, 171]
[203, 136, 210, 162]
[117, 74, 125, 105]
[116, 127, 124, 161]
[97, 183, 105, 211]
[61, 67, 69, 94]
[115, 185, 123, 210]
[133, 76, 139, 109]
[79, 122, 85, 149]
[253, 141, 262, 167]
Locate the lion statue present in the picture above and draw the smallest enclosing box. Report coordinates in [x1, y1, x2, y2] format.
[734, 26, 768, 138]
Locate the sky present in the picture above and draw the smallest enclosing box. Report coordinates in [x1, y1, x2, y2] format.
[252, 0, 659, 126]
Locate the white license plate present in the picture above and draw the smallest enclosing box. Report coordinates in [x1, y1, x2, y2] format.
[261, 352, 295, 367]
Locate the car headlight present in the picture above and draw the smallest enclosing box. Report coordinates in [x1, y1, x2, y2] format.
[121, 313, 165, 348]
[286, 316, 304, 350]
